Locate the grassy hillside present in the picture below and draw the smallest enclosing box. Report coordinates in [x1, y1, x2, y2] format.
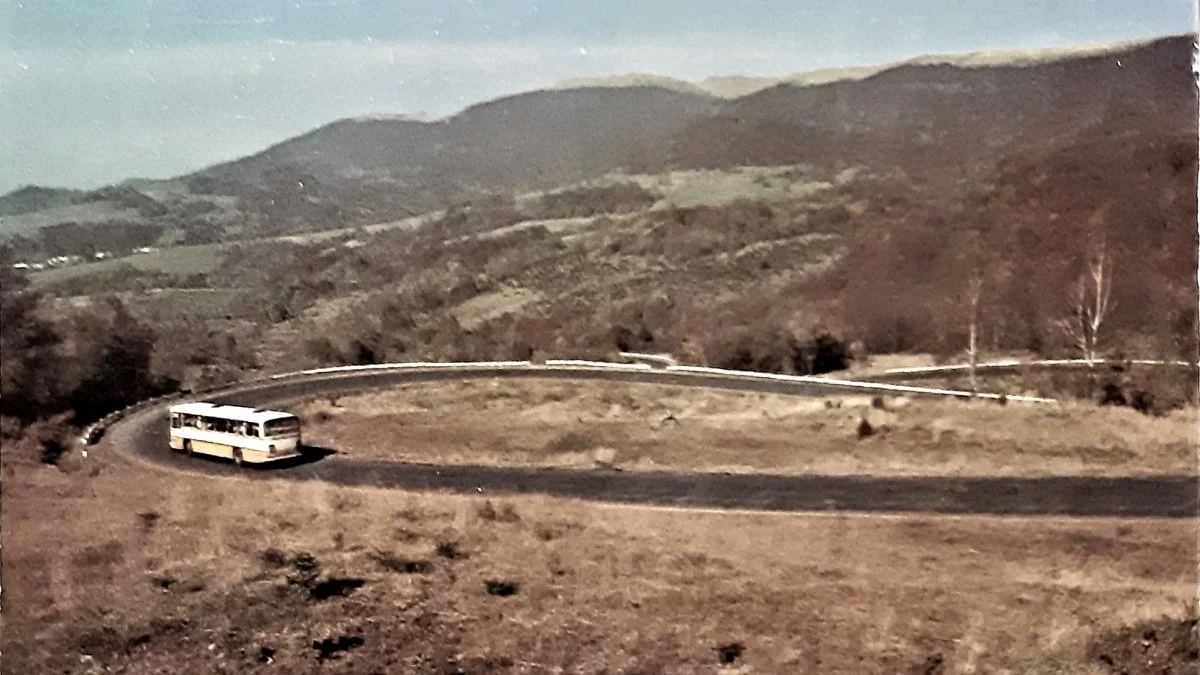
[2, 34, 1195, 415]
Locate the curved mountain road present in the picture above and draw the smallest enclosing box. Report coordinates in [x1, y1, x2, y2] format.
[103, 365, 1199, 518]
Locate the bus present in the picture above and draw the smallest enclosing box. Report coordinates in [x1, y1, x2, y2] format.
[168, 402, 303, 465]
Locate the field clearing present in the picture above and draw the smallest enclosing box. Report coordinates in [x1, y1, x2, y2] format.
[277, 211, 441, 244]
[26, 208, 442, 287]
[2, 451, 1194, 673]
[623, 165, 838, 208]
[476, 215, 599, 241]
[515, 164, 840, 211]
[30, 244, 225, 286]
[125, 288, 245, 320]
[452, 287, 545, 330]
[0, 201, 144, 237]
[295, 378, 1197, 478]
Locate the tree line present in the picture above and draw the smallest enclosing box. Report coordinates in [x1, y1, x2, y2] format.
[0, 248, 178, 456]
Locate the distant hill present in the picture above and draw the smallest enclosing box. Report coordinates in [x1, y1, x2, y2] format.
[549, 36, 1161, 100]
[4, 33, 1195, 247]
[0, 186, 86, 217]
[696, 68, 883, 97]
[649, 35, 1194, 180]
[198, 87, 720, 198]
[546, 71, 883, 99]
[546, 74, 711, 96]
[196, 33, 1194, 197]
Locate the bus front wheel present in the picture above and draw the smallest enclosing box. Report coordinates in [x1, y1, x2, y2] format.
[183, 440, 193, 456]
[233, 449, 243, 466]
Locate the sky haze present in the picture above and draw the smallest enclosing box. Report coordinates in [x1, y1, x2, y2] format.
[2, 0, 1196, 192]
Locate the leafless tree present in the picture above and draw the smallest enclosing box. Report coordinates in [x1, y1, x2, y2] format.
[952, 230, 998, 393]
[965, 266, 985, 392]
[1056, 233, 1115, 364]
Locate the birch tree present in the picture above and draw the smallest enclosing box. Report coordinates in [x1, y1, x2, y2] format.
[1056, 233, 1114, 364]
[951, 230, 997, 393]
[965, 266, 985, 392]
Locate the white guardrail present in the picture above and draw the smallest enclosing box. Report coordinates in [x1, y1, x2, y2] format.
[662, 365, 1057, 403]
[878, 358, 1196, 376]
[79, 358, 1070, 452]
[275, 360, 536, 378]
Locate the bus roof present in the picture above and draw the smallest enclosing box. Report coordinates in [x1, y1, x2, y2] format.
[168, 401, 296, 425]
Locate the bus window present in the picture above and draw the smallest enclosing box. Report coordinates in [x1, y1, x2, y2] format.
[265, 418, 300, 437]
[171, 414, 181, 429]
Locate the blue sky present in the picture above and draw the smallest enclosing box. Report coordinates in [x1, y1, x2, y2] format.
[2, 1, 1196, 192]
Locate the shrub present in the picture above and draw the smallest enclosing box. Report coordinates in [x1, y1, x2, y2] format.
[476, 500, 520, 522]
[28, 413, 74, 465]
[484, 579, 519, 597]
[435, 540, 467, 560]
[1087, 609, 1199, 674]
[704, 326, 853, 375]
[856, 417, 875, 439]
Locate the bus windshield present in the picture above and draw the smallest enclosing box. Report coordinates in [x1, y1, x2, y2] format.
[264, 418, 301, 438]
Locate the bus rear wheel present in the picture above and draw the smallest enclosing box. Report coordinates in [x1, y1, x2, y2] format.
[183, 440, 193, 456]
[233, 449, 243, 466]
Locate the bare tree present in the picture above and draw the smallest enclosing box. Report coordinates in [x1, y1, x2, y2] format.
[965, 266, 985, 392]
[1056, 233, 1115, 364]
[951, 229, 998, 394]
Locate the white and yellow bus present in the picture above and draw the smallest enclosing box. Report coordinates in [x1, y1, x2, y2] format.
[169, 402, 303, 465]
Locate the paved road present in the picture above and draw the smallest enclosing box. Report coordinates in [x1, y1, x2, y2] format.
[106, 366, 1199, 518]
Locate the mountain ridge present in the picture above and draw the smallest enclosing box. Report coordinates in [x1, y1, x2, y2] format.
[2, 32, 1194, 245]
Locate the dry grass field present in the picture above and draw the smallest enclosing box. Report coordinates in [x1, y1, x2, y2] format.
[29, 244, 225, 286]
[1, 448, 1195, 674]
[294, 378, 1197, 477]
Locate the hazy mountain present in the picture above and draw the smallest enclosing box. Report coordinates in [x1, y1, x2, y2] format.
[3, 33, 1194, 244]
[195, 34, 1193, 195]
[651, 35, 1194, 180]
[546, 74, 711, 96]
[198, 86, 720, 196]
[0, 186, 86, 217]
